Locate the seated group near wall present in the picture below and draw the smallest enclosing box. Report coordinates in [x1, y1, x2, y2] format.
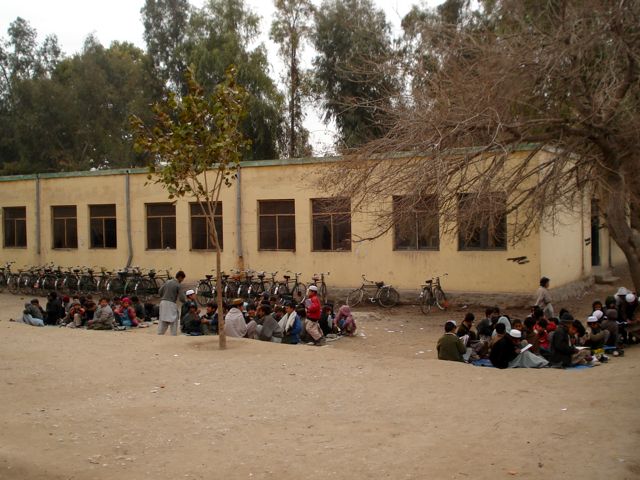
[437, 286, 639, 369]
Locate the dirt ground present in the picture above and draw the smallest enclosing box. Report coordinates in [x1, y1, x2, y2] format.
[1, 280, 640, 480]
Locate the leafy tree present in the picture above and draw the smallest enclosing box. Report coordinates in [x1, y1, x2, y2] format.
[131, 67, 250, 349]
[141, 0, 191, 93]
[311, 0, 397, 149]
[270, 0, 313, 158]
[187, 0, 284, 160]
[327, 0, 640, 290]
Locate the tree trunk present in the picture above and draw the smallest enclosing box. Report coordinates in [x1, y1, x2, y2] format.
[604, 180, 640, 292]
[216, 246, 226, 349]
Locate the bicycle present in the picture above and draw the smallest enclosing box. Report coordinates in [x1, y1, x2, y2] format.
[346, 275, 400, 308]
[419, 274, 448, 314]
[196, 271, 216, 306]
[274, 271, 306, 303]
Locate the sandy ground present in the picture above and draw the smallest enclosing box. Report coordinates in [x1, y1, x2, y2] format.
[1, 283, 640, 480]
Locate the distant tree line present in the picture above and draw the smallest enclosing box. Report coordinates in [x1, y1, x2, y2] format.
[1, 0, 427, 174]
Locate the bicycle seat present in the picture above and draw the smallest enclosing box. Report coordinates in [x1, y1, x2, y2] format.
[205, 274, 213, 280]
[257, 273, 265, 278]
[222, 275, 229, 280]
[148, 271, 156, 278]
[73, 269, 80, 273]
[284, 275, 291, 280]
[376, 281, 384, 288]
[425, 279, 433, 284]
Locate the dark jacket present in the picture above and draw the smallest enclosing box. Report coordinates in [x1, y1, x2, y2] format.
[456, 322, 477, 342]
[550, 325, 575, 367]
[489, 336, 518, 369]
[45, 297, 64, 325]
[477, 318, 493, 337]
[182, 312, 202, 335]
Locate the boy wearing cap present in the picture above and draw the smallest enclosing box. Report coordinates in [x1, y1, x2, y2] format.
[437, 321, 466, 362]
[182, 301, 203, 335]
[225, 298, 256, 338]
[305, 286, 325, 346]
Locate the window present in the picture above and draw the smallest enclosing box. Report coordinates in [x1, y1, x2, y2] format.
[146, 203, 176, 250]
[190, 202, 223, 250]
[89, 204, 117, 249]
[3, 207, 27, 248]
[52, 206, 78, 249]
[311, 198, 351, 251]
[393, 195, 439, 250]
[258, 200, 295, 250]
[458, 193, 507, 250]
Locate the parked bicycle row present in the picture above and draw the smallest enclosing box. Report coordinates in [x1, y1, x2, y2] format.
[0, 262, 171, 301]
[194, 270, 330, 306]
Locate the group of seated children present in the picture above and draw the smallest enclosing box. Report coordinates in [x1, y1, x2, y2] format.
[437, 286, 638, 369]
[217, 286, 357, 346]
[16, 292, 152, 330]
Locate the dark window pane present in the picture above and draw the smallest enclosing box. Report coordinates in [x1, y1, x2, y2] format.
[259, 216, 277, 250]
[147, 217, 162, 249]
[190, 202, 222, 216]
[90, 218, 104, 248]
[416, 212, 439, 249]
[4, 219, 15, 247]
[53, 206, 76, 218]
[333, 214, 351, 250]
[90, 204, 116, 217]
[53, 219, 65, 249]
[104, 218, 117, 248]
[212, 217, 223, 250]
[4, 207, 26, 220]
[147, 203, 175, 216]
[313, 215, 332, 251]
[15, 219, 26, 247]
[312, 198, 349, 214]
[67, 219, 78, 248]
[278, 215, 296, 250]
[260, 200, 294, 215]
[162, 217, 176, 249]
[191, 217, 208, 250]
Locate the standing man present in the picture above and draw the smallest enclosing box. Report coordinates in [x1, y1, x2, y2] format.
[305, 286, 325, 346]
[158, 270, 186, 336]
[535, 276, 554, 319]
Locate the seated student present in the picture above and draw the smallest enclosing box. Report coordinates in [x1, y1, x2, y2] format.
[476, 307, 495, 341]
[535, 318, 550, 351]
[279, 301, 302, 344]
[602, 308, 620, 347]
[334, 305, 356, 336]
[320, 304, 335, 336]
[489, 322, 507, 349]
[87, 297, 116, 330]
[224, 298, 256, 338]
[437, 320, 466, 362]
[19, 299, 45, 327]
[551, 318, 596, 367]
[255, 304, 284, 342]
[592, 300, 604, 314]
[273, 305, 284, 323]
[623, 293, 640, 343]
[200, 302, 218, 335]
[245, 303, 257, 324]
[456, 313, 477, 345]
[130, 296, 146, 323]
[585, 315, 607, 350]
[115, 297, 139, 328]
[182, 301, 203, 335]
[490, 329, 549, 369]
[62, 300, 85, 328]
[492, 315, 511, 337]
[572, 319, 588, 346]
[45, 291, 64, 326]
[304, 286, 325, 346]
[180, 290, 199, 330]
[523, 317, 541, 354]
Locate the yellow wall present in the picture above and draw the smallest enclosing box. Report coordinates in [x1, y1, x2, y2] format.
[0, 155, 593, 294]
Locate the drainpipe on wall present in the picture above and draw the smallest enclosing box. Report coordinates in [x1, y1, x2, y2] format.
[236, 166, 244, 269]
[35, 174, 41, 261]
[125, 171, 134, 268]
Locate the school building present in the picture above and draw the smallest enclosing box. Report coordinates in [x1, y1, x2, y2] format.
[0, 148, 626, 296]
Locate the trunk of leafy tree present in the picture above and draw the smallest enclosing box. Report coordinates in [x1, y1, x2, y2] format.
[207, 211, 226, 349]
[604, 175, 640, 292]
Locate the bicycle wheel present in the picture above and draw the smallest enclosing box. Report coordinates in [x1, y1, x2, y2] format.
[42, 274, 57, 292]
[78, 275, 96, 295]
[292, 282, 306, 301]
[248, 281, 264, 299]
[0, 273, 6, 292]
[346, 288, 364, 308]
[420, 289, 433, 315]
[237, 282, 250, 299]
[19, 274, 32, 295]
[106, 277, 124, 296]
[134, 278, 154, 302]
[378, 286, 400, 308]
[196, 281, 213, 306]
[319, 282, 328, 303]
[7, 274, 19, 294]
[434, 287, 448, 310]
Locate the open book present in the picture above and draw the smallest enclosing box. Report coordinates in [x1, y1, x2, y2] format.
[520, 343, 533, 354]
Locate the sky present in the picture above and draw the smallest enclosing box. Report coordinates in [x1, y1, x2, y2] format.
[1, 0, 442, 154]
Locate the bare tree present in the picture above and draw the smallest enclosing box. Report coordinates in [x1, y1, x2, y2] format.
[323, 0, 640, 289]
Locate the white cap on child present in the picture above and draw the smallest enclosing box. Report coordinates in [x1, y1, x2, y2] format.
[509, 329, 522, 338]
[587, 316, 598, 323]
[185, 289, 195, 296]
[592, 310, 604, 320]
[625, 293, 636, 303]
